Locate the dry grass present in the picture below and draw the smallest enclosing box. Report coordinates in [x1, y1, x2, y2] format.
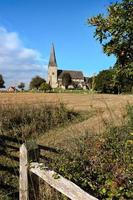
[0, 92, 133, 111]
[1, 92, 132, 147]
[0, 92, 132, 200]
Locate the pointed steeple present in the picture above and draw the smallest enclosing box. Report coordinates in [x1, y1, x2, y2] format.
[48, 43, 57, 67]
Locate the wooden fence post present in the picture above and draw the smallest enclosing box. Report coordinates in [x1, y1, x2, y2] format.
[19, 143, 28, 200]
[19, 140, 40, 200]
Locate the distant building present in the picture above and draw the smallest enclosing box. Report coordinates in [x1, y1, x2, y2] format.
[47, 44, 85, 89]
[8, 86, 18, 92]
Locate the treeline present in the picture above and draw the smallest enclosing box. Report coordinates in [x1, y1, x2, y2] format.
[0, 74, 51, 92]
[87, 64, 133, 94]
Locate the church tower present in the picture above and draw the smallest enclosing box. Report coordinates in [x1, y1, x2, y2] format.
[47, 44, 58, 88]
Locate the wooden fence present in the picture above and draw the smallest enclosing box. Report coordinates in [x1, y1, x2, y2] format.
[19, 141, 98, 200]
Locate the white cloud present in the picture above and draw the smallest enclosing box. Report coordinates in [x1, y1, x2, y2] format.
[0, 27, 48, 88]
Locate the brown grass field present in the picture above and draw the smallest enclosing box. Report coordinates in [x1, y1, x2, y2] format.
[0, 92, 133, 111]
[1, 92, 133, 147]
[0, 92, 132, 200]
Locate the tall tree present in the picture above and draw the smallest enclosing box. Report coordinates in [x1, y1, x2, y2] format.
[95, 69, 114, 93]
[30, 76, 46, 90]
[18, 82, 25, 91]
[88, 0, 133, 90]
[0, 74, 5, 88]
[62, 73, 72, 89]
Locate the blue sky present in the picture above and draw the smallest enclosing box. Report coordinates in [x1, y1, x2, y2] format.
[0, 0, 118, 87]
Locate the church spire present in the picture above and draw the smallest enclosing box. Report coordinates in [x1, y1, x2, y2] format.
[48, 43, 57, 67]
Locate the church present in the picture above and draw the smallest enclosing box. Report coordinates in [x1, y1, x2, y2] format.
[47, 44, 85, 89]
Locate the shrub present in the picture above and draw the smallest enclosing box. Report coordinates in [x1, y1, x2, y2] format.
[39, 82, 52, 92]
[50, 109, 133, 199]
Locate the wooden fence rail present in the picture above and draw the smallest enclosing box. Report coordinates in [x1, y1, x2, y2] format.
[19, 141, 98, 200]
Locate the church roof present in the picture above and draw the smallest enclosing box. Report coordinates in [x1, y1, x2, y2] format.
[48, 43, 57, 67]
[57, 70, 84, 80]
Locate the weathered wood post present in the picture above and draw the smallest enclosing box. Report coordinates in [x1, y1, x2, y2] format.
[19, 140, 40, 200]
[19, 143, 28, 200]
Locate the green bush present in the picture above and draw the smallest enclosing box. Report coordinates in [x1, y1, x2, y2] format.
[39, 82, 52, 92]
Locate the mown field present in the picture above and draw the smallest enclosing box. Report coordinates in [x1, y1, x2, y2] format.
[0, 93, 132, 200]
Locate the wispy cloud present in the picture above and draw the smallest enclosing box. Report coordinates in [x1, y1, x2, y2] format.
[0, 27, 47, 88]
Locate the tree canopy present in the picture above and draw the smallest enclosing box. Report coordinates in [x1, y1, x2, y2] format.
[39, 82, 51, 92]
[0, 74, 5, 88]
[88, 0, 133, 92]
[62, 73, 72, 89]
[88, 0, 133, 64]
[95, 69, 114, 92]
[30, 76, 46, 90]
[18, 82, 25, 91]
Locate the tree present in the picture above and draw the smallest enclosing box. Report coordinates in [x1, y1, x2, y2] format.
[88, 0, 133, 91]
[0, 74, 5, 88]
[18, 82, 25, 91]
[86, 74, 96, 91]
[62, 73, 72, 89]
[39, 82, 52, 92]
[30, 76, 46, 90]
[95, 69, 114, 93]
[113, 62, 133, 93]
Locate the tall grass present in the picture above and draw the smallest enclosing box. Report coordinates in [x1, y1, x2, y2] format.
[48, 105, 133, 199]
[0, 102, 132, 199]
[0, 103, 79, 200]
[0, 103, 78, 140]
